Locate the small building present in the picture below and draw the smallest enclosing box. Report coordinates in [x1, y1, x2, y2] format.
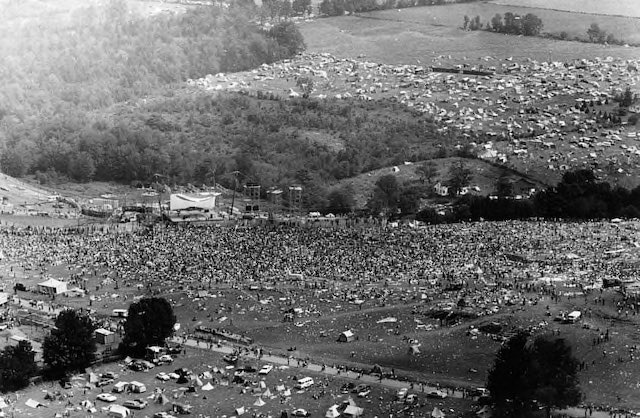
[37, 278, 67, 295]
[95, 328, 116, 345]
[337, 330, 356, 343]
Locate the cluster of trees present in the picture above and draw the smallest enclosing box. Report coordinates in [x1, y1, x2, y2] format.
[464, 12, 544, 36]
[318, 0, 478, 17]
[260, 0, 313, 22]
[586, 23, 623, 45]
[0, 1, 305, 139]
[418, 169, 640, 223]
[0, 341, 38, 392]
[487, 331, 581, 417]
[16, 298, 176, 384]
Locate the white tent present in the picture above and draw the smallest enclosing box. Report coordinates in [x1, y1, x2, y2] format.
[262, 388, 272, 397]
[107, 404, 131, 418]
[325, 405, 340, 418]
[431, 407, 445, 418]
[343, 404, 364, 417]
[202, 382, 214, 391]
[253, 397, 266, 407]
[235, 406, 246, 416]
[170, 193, 218, 211]
[37, 278, 67, 295]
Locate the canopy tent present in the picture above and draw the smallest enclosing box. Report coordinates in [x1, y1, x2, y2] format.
[170, 193, 218, 211]
[37, 278, 67, 295]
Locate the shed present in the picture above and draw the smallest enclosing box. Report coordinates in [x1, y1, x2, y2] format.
[337, 330, 355, 343]
[94, 328, 115, 345]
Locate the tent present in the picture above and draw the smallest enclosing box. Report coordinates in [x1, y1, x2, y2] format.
[325, 405, 340, 418]
[253, 397, 266, 407]
[476, 406, 492, 418]
[25, 399, 42, 408]
[107, 404, 131, 418]
[408, 344, 421, 355]
[202, 382, 214, 391]
[37, 278, 67, 295]
[343, 405, 364, 417]
[337, 330, 355, 343]
[156, 394, 170, 405]
[235, 406, 246, 416]
[262, 388, 272, 397]
[431, 407, 445, 418]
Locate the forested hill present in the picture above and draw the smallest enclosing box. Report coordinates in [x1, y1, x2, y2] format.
[0, 0, 303, 123]
[2, 89, 463, 209]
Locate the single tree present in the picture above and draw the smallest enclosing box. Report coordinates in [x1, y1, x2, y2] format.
[43, 310, 96, 380]
[462, 15, 470, 30]
[367, 174, 400, 216]
[495, 174, 513, 197]
[490, 13, 503, 32]
[268, 21, 306, 56]
[446, 161, 472, 196]
[122, 297, 177, 357]
[416, 161, 438, 184]
[586, 23, 606, 43]
[0, 341, 38, 392]
[326, 186, 355, 214]
[399, 183, 424, 215]
[296, 76, 315, 98]
[529, 336, 582, 417]
[487, 332, 582, 418]
[522, 13, 543, 36]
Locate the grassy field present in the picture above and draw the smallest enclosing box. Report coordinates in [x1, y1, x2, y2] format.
[300, 14, 640, 65]
[489, 0, 640, 18]
[365, 3, 640, 44]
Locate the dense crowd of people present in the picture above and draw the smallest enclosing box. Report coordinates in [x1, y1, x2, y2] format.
[1, 220, 639, 294]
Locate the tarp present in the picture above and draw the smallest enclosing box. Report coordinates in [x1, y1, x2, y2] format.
[170, 193, 217, 211]
[25, 399, 41, 408]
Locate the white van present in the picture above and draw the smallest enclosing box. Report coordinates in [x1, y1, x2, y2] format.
[295, 377, 314, 390]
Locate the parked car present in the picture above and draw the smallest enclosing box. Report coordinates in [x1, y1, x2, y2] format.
[222, 354, 238, 364]
[258, 364, 273, 375]
[96, 378, 114, 387]
[156, 372, 171, 381]
[405, 394, 418, 405]
[396, 388, 408, 400]
[153, 354, 174, 365]
[427, 389, 448, 399]
[123, 399, 148, 410]
[292, 409, 310, 417]
[96, 393, 117, 403]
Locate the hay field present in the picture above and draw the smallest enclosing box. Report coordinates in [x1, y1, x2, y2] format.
[300, 14, 640, 65]
[362, 3, 640, 44]
[490, 0, 640, 18]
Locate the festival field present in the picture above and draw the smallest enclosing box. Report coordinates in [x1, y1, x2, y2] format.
[3, 220, 640, 412]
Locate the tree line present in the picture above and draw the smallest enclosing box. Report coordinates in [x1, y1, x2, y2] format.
[463, 12, 544, 36]
[318, 0, 479, 17]
[416, 169, 640, 223]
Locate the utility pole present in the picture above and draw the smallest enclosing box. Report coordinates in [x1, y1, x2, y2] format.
[229, 171, 239, 219]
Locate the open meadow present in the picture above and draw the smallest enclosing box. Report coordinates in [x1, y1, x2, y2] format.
[300, 14, 640, 65]
[489, 0, 640, 18]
